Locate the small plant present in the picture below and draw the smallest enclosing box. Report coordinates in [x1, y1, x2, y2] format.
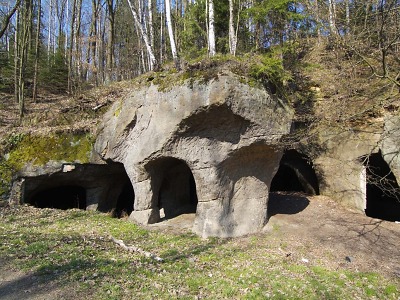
[250, 51, 292, 96]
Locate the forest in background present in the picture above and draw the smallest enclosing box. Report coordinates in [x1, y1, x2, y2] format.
[0, 0, 399, 119]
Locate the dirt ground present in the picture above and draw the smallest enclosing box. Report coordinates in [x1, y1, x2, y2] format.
[150, 193, 400, 276]
[264, 193, 400, 277]
[1, 193, 399, 299]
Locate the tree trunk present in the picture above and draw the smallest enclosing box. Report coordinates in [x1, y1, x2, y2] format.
[14, 0, 33, 119]
[126, 0, 157, 70]
[33, 0, 41, 103]
[160, 3, 164, 64]
[14, 9, 19, 103]
[208, 0, 216, 56]
[148, 0, 154, 49]
[165, 0, 179, 69]
[328, 0, 337, 34]
[106, 0, 116, 83]
[0, 0, 22, 39]
[75, 0, 82, 87]
[68, 0, 77, 93]
[345, 0, 350, 35]
[228, 0, 237, 56]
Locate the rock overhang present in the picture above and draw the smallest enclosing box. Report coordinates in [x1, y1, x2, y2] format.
[93, 72, 294, 237]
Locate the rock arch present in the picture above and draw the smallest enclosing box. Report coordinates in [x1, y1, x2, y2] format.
[20, 162, 134, 214]
[270, 149, 319, 195]
[144, 157, 198, 220]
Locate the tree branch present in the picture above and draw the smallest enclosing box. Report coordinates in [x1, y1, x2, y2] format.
[0, 0, 22, 39]
[110, 236, 164, 262]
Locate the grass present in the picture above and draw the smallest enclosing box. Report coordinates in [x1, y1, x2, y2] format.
[0, 206, 399, 299]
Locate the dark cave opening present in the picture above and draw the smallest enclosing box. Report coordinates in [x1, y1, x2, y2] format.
[22, 163, 135, 214]
[270, 149, 319, 195]
[114, 180, 135, 218]
[29, 185, 86, 210]
[156, 158, 198, 220]
[363, 152, 400, 221]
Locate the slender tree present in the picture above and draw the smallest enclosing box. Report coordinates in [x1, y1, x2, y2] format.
[165, 0, 179, 68]
[228, 0, 237, 55]
[33, 0, 41, 102]
[208, 0, 216, 56]
[126, 0, 157, 70]
[0, 0, 22, 39]
[106, 0, 116, 83]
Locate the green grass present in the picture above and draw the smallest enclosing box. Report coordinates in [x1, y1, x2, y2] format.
[0, 206, 399, 299]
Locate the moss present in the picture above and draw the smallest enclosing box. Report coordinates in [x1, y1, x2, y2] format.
[114, 101, 122, 117]
[0, 132, 94, 198]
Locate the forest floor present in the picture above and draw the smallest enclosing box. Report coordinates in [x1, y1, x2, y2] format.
[0, 82, 130, 141]
[0, 193, 399, 299]
[0, 50, 399, 299]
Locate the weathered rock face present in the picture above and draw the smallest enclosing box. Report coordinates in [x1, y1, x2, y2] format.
[94, 72, 293, 237]
[312, 115, 400, 219]
[11, 161, 134, 214]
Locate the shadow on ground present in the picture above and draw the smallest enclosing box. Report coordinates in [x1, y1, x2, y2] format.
[267, 192, 310, 219]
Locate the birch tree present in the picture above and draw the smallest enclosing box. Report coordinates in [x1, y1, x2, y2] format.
[126, 0, 157, 70]
[328, 0, 337, 34]
[228, 0, 237, 56]
[208, 0, 216, 56]
[148, 0, 154, 49]
[165, 0, 179, 68]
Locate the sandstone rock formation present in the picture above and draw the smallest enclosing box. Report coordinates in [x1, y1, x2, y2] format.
[10, 161, 134, 214]
[94, 71, 293, 237]
[8, 70, 400, 236]
[312, 116, 400, 221]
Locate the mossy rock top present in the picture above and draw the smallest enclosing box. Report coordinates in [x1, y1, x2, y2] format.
[0, 132, 94, 197]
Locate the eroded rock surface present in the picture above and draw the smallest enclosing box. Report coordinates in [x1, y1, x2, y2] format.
[9, 70, 400, 236]
[94, 72, 293, 237]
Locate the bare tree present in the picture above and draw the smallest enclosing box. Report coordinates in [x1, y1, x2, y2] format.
[33, 0, 41, 103]
[105, 0, 116, 83]
[126, 0, 157, 70]
[207, 0, 216, 56]
[165, 0, 179, 68]
[14, 0, 33, 119]
[328, 0, 337, 34]
[0, 0, 22, 39]
[228, 0, 237, 56]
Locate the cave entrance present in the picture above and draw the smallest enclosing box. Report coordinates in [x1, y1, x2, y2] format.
[114, 180, 135, 218]
[30, 185, 86, 210]
[155, 158, 198, 220]
[270, 149, 319, 195]
[22, 163, 135, 214]
[363, 152, 400, 221]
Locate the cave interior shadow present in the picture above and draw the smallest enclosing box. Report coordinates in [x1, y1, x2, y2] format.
[267, 192, 310, 220]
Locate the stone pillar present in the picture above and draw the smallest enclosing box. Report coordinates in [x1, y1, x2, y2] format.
[193, 145, 282, 238]
[129, 179, 160, 224]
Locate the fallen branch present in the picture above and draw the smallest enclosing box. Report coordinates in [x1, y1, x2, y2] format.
[92, 102, 108, 111]
[110, 236, 164, 262]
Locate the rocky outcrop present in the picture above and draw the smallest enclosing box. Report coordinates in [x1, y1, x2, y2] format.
[312, 115, 400, 218]
[11, 161, 133, 212]
[8, 68, 400, 235]
[94, 71, 293, 237]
